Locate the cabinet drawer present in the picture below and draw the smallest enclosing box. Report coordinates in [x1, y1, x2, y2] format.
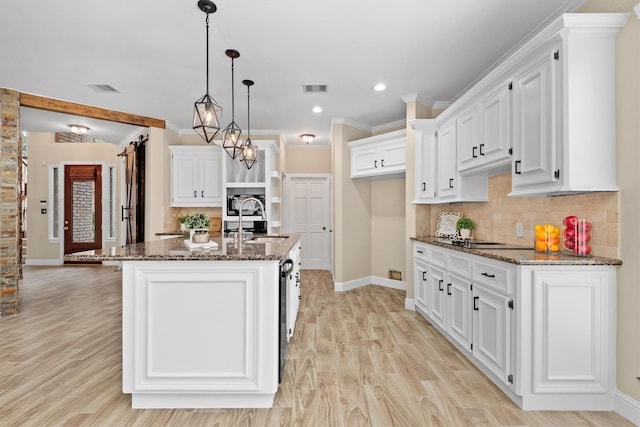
[414, 242, 428, 261]
[473, 260, 514, 294]
[429, 248, 446, 267]
[447, 253, 472, 278]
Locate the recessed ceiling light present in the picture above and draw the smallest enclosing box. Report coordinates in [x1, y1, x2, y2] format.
[312, 106, 322, 113]
[373, 83, 387, 91]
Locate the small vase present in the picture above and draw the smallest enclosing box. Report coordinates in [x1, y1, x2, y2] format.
[460, 228, 471, 239]
[191, 228, 210, 243]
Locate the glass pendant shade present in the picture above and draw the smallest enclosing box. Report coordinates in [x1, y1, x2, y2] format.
[222, 123, 243, 158]
[240, 79, 258, 169]
[193, 93, 222, 143]
[222, 49, 243, 158]
[240, 139, 258, 169]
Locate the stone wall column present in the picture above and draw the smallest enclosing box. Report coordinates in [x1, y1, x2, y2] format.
[0, 88, 20, 316]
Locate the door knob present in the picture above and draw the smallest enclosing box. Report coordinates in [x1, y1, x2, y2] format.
[322, 226, 326, 230]
[63, 226, 69, 230]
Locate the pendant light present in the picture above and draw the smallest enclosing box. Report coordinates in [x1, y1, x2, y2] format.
[240, 79, 258, 170]
[192, 0, 223, 144]
[221, 49, 244, 159]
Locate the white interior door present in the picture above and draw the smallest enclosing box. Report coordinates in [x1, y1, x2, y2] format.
[285, 175, 331, 270]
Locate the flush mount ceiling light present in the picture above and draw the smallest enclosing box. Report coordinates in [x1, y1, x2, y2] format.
[240, 79, 258, 170]
[312, 106, 322, 113]
[300, 133, 315, 144]
[373, 83, 387, 91]
[192, 0, 223, 144]
[221, 49, 243, 159]
[68, 124, 90, 134]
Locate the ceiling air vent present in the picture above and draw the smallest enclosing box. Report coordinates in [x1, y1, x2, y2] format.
[303, 84, 328, 94]
[87, 84, 120, 93]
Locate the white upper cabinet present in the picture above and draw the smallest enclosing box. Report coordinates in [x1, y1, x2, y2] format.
[458, 82, 512, 174]
[413, 120, 438, 203]
[510, 43, 560, 192]
[412, 119, 488, 204]
[436, 120, 458, 200]
[411, 13, 626, 199]
[349, 129, 406, 178]
[508, 14, 627, 196]
[170, 145, 222, 207]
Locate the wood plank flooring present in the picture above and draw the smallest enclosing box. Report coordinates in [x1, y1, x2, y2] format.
[0, 265, 633, 426]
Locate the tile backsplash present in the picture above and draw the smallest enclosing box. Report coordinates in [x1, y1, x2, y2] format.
[416, 173, 619, 259]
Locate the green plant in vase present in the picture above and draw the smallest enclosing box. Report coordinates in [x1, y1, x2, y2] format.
[184, 213, 211, 230]
[456, 217, 475, 238]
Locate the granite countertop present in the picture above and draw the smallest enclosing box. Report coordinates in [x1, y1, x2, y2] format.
[411, 236, 622, 266]
[64, 233, 301, 262]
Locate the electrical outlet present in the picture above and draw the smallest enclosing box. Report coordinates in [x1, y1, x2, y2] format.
[516, 223, 524, 238]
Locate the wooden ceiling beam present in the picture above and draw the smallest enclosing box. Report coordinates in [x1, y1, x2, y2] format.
[19, 92, 166, 129]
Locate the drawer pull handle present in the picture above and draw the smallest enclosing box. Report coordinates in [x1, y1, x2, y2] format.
[472, 146, 478, 158]
[473, 296, 479, 311]
[417, 250, 424, 254]
[422, 271, 427, 281]
[438, 279, 444, 292]
[481, 272, 496, 278]
[515, 160, 521, 174]
[194, 191, 197, 198]
[422, 182, 426, 191]
[479, 143, 485, 156]
[381, 159, 385, 167]
[374, 160, 378, 168]
[449, 178, 454, 189]
[447, 283, 452, 296]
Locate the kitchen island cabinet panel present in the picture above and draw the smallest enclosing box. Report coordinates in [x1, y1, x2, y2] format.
[122, 261, 279, 408]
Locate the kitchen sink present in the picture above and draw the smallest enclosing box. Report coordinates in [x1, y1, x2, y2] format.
[245, 235, 290, 244]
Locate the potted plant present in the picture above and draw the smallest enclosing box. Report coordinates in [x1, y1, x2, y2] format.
[456, 217, 475, 239]
[184, 213, 211, 243]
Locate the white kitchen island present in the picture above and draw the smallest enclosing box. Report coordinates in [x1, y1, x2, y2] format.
[65, 233, 301, 409]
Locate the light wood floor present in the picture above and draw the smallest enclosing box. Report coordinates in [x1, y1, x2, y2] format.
[0, 266, 633, 426]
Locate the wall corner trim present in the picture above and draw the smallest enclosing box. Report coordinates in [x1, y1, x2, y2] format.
[334, 276, 406, 292]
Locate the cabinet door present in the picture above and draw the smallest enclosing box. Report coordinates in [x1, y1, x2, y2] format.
[201, 150, 222, 205]
[478, 83, 511, 167]
[378, 139, 405, 173]
[436, 121, 457, 200]
[473, 285, 512, 385]
[414, 259, 428, 314]
[414, 125, 437, 202]
[427, 264, 446, 330]
[446, 272, 472, 351]
[456, 107, 479, 172]
[171, 152, 200, 205]
[512, 48, 558, 189]
[531, 269, 611, 394]
[351, 144, 379, 177]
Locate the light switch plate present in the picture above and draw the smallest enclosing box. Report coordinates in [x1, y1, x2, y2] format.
[516, 223, 524, 238]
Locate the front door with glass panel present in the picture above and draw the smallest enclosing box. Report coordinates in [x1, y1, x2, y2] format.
[64, 165, 102, 256]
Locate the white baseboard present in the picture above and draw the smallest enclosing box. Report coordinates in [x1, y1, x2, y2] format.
[24, 259, 63, 266]
[615, 390, 640, 425]
[334, 275, 406, 292]
[405, 298, 415, 311]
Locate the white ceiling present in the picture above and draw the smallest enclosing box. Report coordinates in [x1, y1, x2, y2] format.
[2, 0, 585, 147]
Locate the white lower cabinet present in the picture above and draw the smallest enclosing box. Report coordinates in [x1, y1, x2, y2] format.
[412, 241, 617, 410]
[472, 284, 512, 386]
[287, 242, 302, 340]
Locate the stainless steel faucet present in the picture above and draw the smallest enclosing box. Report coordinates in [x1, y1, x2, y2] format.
[238, 197, 266, 241]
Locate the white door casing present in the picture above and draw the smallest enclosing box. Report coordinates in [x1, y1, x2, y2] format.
[284, 174, 331, 270]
